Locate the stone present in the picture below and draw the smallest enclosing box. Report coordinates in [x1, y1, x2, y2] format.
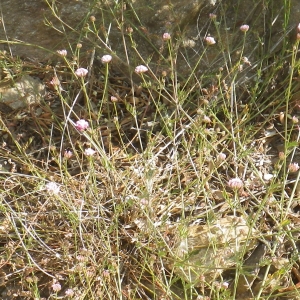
[171, 216, 258, 285]
[0, 75, 45, 110]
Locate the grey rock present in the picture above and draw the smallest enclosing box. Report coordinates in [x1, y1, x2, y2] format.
[0, 75, 45, 110]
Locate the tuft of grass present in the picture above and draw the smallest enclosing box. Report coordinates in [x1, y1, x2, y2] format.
[1, 0, 300, 299]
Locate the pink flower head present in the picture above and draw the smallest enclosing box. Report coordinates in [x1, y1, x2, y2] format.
[162, 32, 171, 41]
[52, 282, 61, 292]
[57, 49, 67, 57]
[240, 24, 250, 32]
[297, 23, 300, 33]
[65, 289, 75, 297]
[101, 54, 112, 63]
[228, 177, 243, 190]
[289, 162, 300, 173]
[221, 281, 229, 289]
[75, 119, 89, 132]
[205, 36, 216, 45]
[110, 96, 118, 102]
[209, 13, 217, 19]
[75, 68, 88, 77]
[135, 65, 148, 74]
[84, 148, 96, 156]
[217, 152, 226, 161]
[64, 149, 73, 159]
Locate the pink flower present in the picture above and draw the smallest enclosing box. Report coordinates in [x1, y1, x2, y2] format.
[289, 163, 300, 173]
[221, 282, 229, 289]
[63, 149, 73, 159]
[135, 65, 148, 74]
[209, 13, 217, 19]
[65, 289, 74, 297]
[228, 177, 243, 190]
[297, 23, 300, 33]
[84, 148, 96, 156]
[57, 49, 67, 56]
[75, 119, 89, 131]
[75, 68, 88, 77]
[110, 96, 118, 102]
[217, 152, 226, 161]
[101, 55, 112, 63]
[162, 33, 171, 41]
[205, 36, 216, 45]
[52, 282, 61, 292]
[240, 24, 250, 32]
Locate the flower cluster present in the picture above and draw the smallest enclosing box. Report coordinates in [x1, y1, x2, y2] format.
[65, 289, 75, 297]
[84, 148, 96, 156]
[217, 152, 226, 162]
[297, 23, 300, 41]
[289, 162, 300, 173]
[75, 119, 89, 132]
[228, 177, 243, 190]
[57, 49, 67, 57]
[162, 32, 171, 41]
[101, 54, 112, 63]
[75, 68, 88, 77]
[240, 24, 249, 32]
[135, 65, 148, 74]
[64, 149, 73, 159]
[205, 36, 216, 45]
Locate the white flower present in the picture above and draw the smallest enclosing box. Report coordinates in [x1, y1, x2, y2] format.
[205, 36, 216, 45]
[75, 119, 89, 131]
[240, 24, 250, 32]
[101, 55, 112, 63]
[228, 177, 243, 189]
[84, 148, 96, 156]
[75, 68, 88, 77]
[45, 182, 60, 195]
[162, 33, 171, 40]
[135, 65, 148, 74]
[65, 289, 74, 297]
[289, 163, 300, 173]
[221, 281, 229, 289]
[52, 282, 61, 292]
[217, 152, 226, 161]
[57, 49, 67, 56]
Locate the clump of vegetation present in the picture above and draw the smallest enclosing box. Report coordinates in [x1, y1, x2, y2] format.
[1, 1, 300, 299]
